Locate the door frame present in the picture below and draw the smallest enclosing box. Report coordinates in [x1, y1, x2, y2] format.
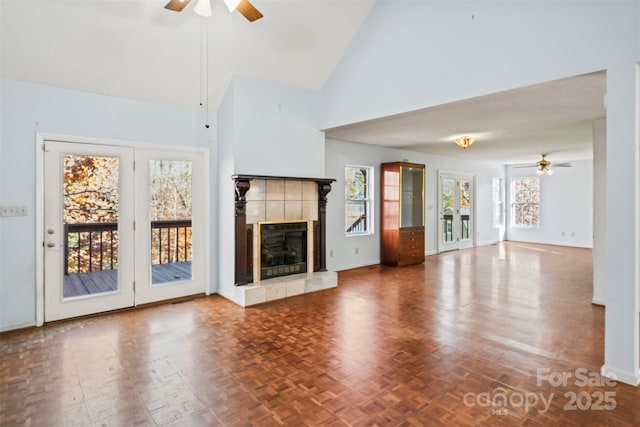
[437, 170, 477, 253]
[35, 132, 210, 326]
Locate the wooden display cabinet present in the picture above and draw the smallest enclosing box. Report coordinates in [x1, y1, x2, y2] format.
[380, 162, 425, 267]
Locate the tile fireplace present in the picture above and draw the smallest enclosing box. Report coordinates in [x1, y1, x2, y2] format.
[231, 175, 337, 306]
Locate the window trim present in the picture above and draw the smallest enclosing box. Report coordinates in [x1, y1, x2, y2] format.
[345, 164, 374, 237]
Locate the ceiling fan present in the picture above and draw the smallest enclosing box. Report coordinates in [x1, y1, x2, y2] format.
[514, 154, 572, 176]
[165, 0, 263, 22]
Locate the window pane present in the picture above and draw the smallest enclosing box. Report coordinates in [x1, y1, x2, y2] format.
[492, 178, 503, 228]
[345, 167, 367, 200]
[511, 177, 540, 227]
[345, 165, 373, 234]
[345, 200, 367, 232]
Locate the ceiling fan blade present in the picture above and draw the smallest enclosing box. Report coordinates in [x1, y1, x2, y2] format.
[165, 0, 192, 12]
[552, 163, 572, 167]
[236, 0, 263, 22]
[513, 165, 537, 168]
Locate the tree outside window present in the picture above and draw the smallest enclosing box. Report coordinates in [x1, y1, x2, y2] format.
[511, 177, 540, 227]
[345, 165, 373, 235]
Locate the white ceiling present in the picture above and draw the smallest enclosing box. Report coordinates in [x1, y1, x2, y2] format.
[325, 71, 606, 165]
[0, 0, 374, 110]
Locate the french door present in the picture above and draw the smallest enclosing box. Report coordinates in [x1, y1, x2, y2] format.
[43, 140, 206, 322]
[134, 149, 206, 305]
[438, 172, 475, 253]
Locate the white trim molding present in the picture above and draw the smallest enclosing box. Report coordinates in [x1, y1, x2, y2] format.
[601, 365, 640, 387]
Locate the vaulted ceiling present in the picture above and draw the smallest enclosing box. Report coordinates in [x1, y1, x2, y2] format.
[0, 0, 375, 109]
[1, 1, 602, 165]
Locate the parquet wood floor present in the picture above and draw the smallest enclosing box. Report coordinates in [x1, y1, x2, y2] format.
[2, 242, 640, 426]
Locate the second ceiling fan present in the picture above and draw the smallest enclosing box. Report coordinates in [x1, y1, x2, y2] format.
[514, 154, 572, 176]
[165, 0, 263, 22]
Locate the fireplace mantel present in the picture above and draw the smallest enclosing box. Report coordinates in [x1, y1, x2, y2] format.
[232, 174, 336, 185]
[232, 174, 335, 286]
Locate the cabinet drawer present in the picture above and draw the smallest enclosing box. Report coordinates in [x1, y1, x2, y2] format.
[397, 249, 423, 266]
[399, 228, 424, 240]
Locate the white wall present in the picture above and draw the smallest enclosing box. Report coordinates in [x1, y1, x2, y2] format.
[215, 76, 237, 300]
[233, 76, 325, 178]
[325, 139, 504, 272]
[318, 1, 637, 129]
[215, 76, 328, 300]
[0, 78, 209, 331]
[506, 159, 593, 248]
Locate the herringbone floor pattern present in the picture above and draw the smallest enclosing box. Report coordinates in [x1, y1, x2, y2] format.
[1, 242, 639, 426]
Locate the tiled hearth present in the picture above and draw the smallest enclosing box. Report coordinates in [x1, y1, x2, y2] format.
[231, 175, 337, 307]
[233, 271, 337, 307]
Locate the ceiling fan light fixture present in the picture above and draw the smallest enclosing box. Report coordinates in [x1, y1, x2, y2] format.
[546, 168, 555, 176]
[454, 136, 476, 149]
[535, 168, 545, 176]
[164, 0, 192, 12]
[193, 0, 212, 17]
[223, 0, 242, 12]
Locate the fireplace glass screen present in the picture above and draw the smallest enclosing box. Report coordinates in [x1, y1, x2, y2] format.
[260, 222, 307, 280]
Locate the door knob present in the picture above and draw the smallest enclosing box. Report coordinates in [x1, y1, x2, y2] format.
[47, 241, 56, 248]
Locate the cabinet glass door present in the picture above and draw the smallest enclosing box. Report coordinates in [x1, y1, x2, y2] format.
[400, 166, 424, 228]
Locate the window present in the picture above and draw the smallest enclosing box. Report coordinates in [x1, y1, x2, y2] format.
[345, 165, 373, 235]
[511, 177, 540, 227]
[492, 177, 504, 228]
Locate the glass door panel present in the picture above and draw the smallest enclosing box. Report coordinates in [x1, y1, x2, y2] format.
[44, 141, 134, 322]
[134, 149, 206, 305]
[441, 178, 456, 244]
[459, 179, 471, 242]
[438, 173, 474, 253]
[63, 154, 120, 298]
[149, 160, 193, 285]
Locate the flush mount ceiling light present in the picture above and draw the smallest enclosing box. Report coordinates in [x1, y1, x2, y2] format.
[454, 136, 476, 149]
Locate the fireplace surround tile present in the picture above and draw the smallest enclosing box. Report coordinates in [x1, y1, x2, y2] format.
[285, 180, 302, 200]
[246, 200, 266, 224]
[284, 201, 303, 220]
[302, 181, 317, 201]
[246, 179, 266, 201]
[266, 180, 285, 200]
[232, 174, 335, 296]
[302, 201, 318, 221]
[266, 201, 285, 221]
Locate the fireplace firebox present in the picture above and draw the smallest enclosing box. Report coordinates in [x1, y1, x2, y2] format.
[260, 222, 307, 280]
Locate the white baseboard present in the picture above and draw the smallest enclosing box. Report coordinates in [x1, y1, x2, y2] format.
[504, 239, 593, 249]
[592, 298, 605, 306]
[0, 321, 36, 332]
[601, 365, 640, 386]
[425, 250, 438, 256]
[334, 259, 380, 271]
[215, 287, 237, 304]
[477, 239, 500, 247]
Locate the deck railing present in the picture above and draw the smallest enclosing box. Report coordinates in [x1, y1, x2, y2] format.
[346, 214, 367, 233]
[64, 220, 192, 274]
[442, 214, 470, 242]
